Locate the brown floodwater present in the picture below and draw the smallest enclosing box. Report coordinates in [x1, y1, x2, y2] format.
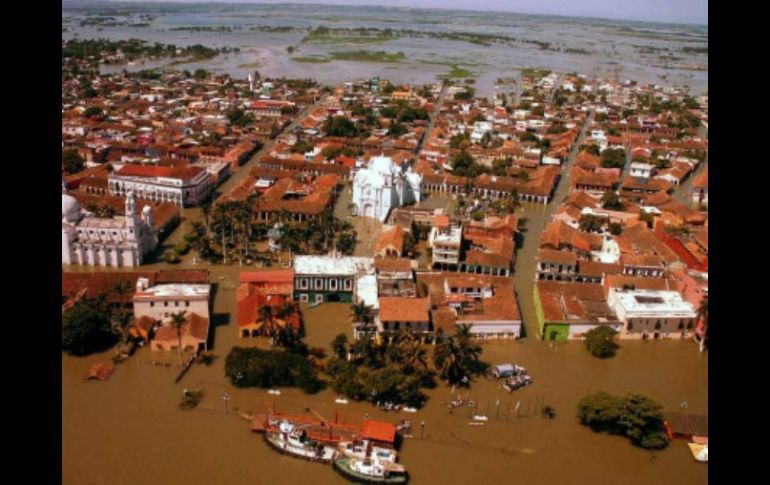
[63, 118, 707, 485]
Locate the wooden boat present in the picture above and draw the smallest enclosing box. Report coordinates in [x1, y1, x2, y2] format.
[333, 455, 408, 484]
[263, 421, 336, 463]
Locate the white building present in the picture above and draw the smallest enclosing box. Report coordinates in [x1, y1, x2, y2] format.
[293, 254, 374, 304]
[133, 280, 211, 323]
[62, 190, 157, 268]
[108, 164, 213, 207]
[351, 155, 422, 222]
[607, 288, 697, 340]
[630, 162, 655, 179]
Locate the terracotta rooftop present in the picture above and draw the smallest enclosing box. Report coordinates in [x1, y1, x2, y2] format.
[378, 297, 430, 322]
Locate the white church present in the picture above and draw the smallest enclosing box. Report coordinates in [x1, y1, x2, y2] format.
[352, 155, 422, 222]
[62, 190, 158, 268]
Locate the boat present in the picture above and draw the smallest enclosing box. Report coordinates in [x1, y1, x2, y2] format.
[335, 397, 350, 404]
[263, 420, 337, 463]
[267, 389, 281, 395]
[401, 407, 417, 413]
[333, 455, 408, 484]
[337, 440, 398, 463]
[472, 414, 489, 421]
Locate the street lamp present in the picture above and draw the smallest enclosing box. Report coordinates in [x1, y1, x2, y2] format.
[223, 392, 231, 413]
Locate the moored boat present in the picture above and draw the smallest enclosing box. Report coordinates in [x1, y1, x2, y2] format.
[333, 455, 408, 484]
[263, 420, 336, 463]
[337, 439, 398, 463]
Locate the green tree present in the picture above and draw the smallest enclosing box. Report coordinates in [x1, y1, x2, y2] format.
[62, 149, 85, 174]
[331, 333, 349, 360]
[602, 191, 625, 211]
[433, 325, 487, 386]
[62, 297, 116, 356]
[601, 148, 626, 169]
[577, 392, 669, 450]
[323, 116, 359, 138]
[584, 326, 619, 358]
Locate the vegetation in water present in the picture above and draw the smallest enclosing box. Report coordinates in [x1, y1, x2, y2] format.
[225, 347, 325, 394]
[584, 326, 620, 358]
[577, 392, 669, 450]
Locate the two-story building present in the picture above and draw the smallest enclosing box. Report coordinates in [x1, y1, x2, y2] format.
[607, 288, 697, 340]
[293, 255, 374, 304]
[109, 164, 213, 207]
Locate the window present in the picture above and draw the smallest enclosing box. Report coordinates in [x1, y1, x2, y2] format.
[299, 294, 308, 303]
[627, 321, 633, 330]
[185, 301, 190, 307]
[315, 278, 323, 290]
[150, 302, 155, 308]
[164, 301, 168, 307]
[315, 294, 324, 303]
[344, 279, 352, 290]
[299, 278, 308, 290]
[175, 301, 179, 307]
[329, 279, 338, 291]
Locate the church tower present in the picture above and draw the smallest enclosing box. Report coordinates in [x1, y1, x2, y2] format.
[125, 190, 138, 241]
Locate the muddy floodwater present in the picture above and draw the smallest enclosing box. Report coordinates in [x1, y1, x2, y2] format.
[63, 177, 708, 485]
[63, 4, 707, 483]
[63, 298, 707, 485]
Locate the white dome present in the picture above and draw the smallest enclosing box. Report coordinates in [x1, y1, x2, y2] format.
[62, 194, 80, 222]
[142, 204, 152, 214]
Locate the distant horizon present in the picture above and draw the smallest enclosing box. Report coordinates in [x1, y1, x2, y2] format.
[65, 0, 709, 27]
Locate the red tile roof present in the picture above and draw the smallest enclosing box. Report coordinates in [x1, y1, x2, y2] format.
[116, 164, 205, 180]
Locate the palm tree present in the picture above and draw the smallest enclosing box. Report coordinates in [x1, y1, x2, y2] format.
[259, 305, 276, 339]
[213, 203, 229, 263]
[350, 302, 375, 326]
[697, 298, 708, 352]
[200, 202, 212, 231]
[169, 311, 188, 366]
[402, 343, 428, 374]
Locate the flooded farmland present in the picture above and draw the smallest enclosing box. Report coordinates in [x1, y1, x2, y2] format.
[62, 2, 708, 97]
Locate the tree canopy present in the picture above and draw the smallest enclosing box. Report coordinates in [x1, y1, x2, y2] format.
[62, 297, 117, 356]
[577, 392, 669, 450]
[584, 326, 620, 358]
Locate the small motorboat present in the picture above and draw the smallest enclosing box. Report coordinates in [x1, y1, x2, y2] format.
[335, 397, 350, 404]
[401, 407, 417, 413]
[472, 414, 488, 421]
[268, 389, 281, 396]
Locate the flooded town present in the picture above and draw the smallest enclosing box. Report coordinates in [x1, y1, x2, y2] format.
[61, 2, 708, 484]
